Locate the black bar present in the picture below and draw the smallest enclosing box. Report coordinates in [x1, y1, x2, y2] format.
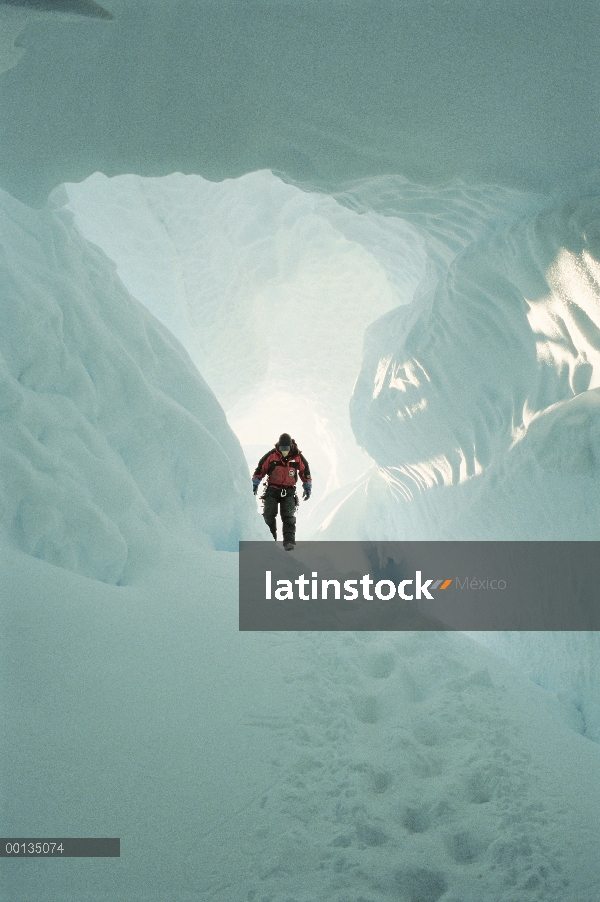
[0, 839, 120, 857]
[239, 540, 600, 631]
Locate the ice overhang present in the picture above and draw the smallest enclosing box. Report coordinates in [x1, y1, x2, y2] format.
[1, 0, 600, 206]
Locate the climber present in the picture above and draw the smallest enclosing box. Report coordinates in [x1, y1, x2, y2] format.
[252, 433, 312, 550]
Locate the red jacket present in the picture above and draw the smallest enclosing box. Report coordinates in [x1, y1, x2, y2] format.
[253, 441, 311, 489]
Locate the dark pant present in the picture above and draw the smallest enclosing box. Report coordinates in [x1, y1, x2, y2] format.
[262, 486, 297, 543]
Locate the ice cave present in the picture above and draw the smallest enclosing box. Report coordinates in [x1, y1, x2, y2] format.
[1, 1, 599, 900]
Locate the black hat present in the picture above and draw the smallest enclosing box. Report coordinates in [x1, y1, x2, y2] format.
[278, 433, 292, 448]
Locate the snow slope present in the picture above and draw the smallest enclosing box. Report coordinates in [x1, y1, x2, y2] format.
[0, 188, 265, 584]
[2, 542, 600, 902]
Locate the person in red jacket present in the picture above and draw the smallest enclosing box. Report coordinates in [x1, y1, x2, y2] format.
[252, 433, 312, 550]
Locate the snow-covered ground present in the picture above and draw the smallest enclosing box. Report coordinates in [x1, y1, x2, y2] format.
[3, 543, 600, 902]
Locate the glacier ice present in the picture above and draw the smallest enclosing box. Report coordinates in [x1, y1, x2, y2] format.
[1, 1, 600, 900]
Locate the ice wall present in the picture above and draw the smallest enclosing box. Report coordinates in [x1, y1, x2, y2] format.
[316, 194, 600, 542]
[0, 188, 265, 583]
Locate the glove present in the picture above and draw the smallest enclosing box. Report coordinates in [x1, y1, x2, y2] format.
[252, 477, 261, 495]
[302, 481, 312, 501]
